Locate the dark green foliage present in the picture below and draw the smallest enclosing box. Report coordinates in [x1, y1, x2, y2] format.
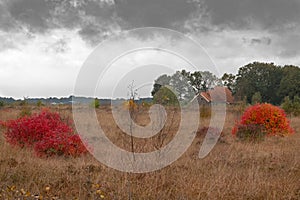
[235, 62, 283, 104]
[221, 73, 236, 92]
[91, 98, 100, 108]
[278, 65, 300, 100]
[292, 95, 300, 116]
[19, 107, 32, 117]
[36, 100, 44, 107]
[281, 96, 293, 116]
[234, 62, 300, 105]
[281, 95, 300, 117]
[151, 74, 171, 97]
[251, 92, 262, 104]
[153, 86, 179, 106]
[0, 101, 4, 107]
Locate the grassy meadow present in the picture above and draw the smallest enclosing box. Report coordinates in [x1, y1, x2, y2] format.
[0, 105, 299, 199]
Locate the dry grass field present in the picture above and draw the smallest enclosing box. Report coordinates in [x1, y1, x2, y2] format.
[0, 105, 299, 199]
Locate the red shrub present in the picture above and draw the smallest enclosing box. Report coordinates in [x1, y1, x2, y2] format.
[2, 109, 89, 157]
[232, 103, 294, 137]
[34, 133, 89, 157]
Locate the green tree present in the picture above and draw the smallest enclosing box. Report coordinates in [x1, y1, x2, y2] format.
[235, 62, 283, 104]
[151, 74, 171, 96]
[221, 73, 236, 92]
[91, 98, 100, 108]
[281, 96, 293, 117]
[251, 92, 262, 104]
[200, 71, 221, 91]
[36, 100, 44, 107]
[293, 95, 300, 116]
[151, 70, 221, 103]
[169, 70, 194, 102]
[153, 86, 179, 106]
[278, 65, 300, 100]
[188, 71, 202, 94]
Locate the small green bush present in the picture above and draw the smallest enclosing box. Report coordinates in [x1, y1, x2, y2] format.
[234, 124, 267, 142]
[19, 107, 32, 117]
[281, 96, 293, 116]
[36, 100, 44, 107]
[91, 99, 100, 108]
[281, 95, 300, 117]
[153, 86, 179, 106]
[0, 101, 4, 108]
[251, 92, 262, 104]
[293, 95, 300, 116]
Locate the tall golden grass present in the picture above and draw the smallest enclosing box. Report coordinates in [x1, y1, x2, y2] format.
[0, 105, 299, 199]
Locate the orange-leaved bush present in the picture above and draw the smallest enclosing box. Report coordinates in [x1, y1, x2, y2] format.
[232, 103, 294, 137]
[1, 109, 90, 157]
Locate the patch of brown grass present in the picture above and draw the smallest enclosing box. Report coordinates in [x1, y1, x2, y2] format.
[0, 105, 299, 199]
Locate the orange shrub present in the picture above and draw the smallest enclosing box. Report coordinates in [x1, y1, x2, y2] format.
[232, 103, 294, 137]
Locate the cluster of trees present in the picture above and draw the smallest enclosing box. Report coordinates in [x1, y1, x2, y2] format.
[222, 62, 300, 105]
[151, 70, 221, 105]
[281, 96, 300, 117]
[151, 62, 300, 106]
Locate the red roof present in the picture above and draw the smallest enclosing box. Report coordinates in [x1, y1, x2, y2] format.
[199, 86, 234, 104]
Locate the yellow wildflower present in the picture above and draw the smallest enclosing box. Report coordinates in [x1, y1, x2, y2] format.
[45, 186, 50, 192]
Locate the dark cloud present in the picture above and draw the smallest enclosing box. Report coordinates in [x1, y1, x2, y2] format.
[0, 1, 17, 31]
[8, 0, 53, 32]
[202, 0, 300, 30]
[2, 0, 300, 34]
[250, 37, 271, 45]
[0, 0, 121, 45]
[114, 0, 198, 28]
[77, 23, 112, 45]
[0, 0, 299, 48]
[241, 37, 272, 48]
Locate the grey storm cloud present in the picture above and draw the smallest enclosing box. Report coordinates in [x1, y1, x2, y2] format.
[0, 0, 121, 45]
[4, 0, 117, 31]
[114, 0, 198, 28]
[0, 0, 200, 45]
[1, 0, 300, 46]
[202, 0, 300, 30]
[242, 37, 272, 46]
[8, 0, 52, 32]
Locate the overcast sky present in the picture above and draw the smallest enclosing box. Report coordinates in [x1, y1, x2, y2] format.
[0, 0, 300, 99]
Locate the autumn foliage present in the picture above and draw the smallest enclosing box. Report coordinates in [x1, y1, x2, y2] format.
[232, 103, 294, 138]
[1, 109, 89, 157]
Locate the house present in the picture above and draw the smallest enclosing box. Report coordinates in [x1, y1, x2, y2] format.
[193, 86, 234, 104]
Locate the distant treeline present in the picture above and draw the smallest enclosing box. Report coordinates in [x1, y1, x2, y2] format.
[0, 96, 153, 106]
[151, 62, 300, 106]
[222, 62, 300, 105]
[1, 62, 299, 107]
